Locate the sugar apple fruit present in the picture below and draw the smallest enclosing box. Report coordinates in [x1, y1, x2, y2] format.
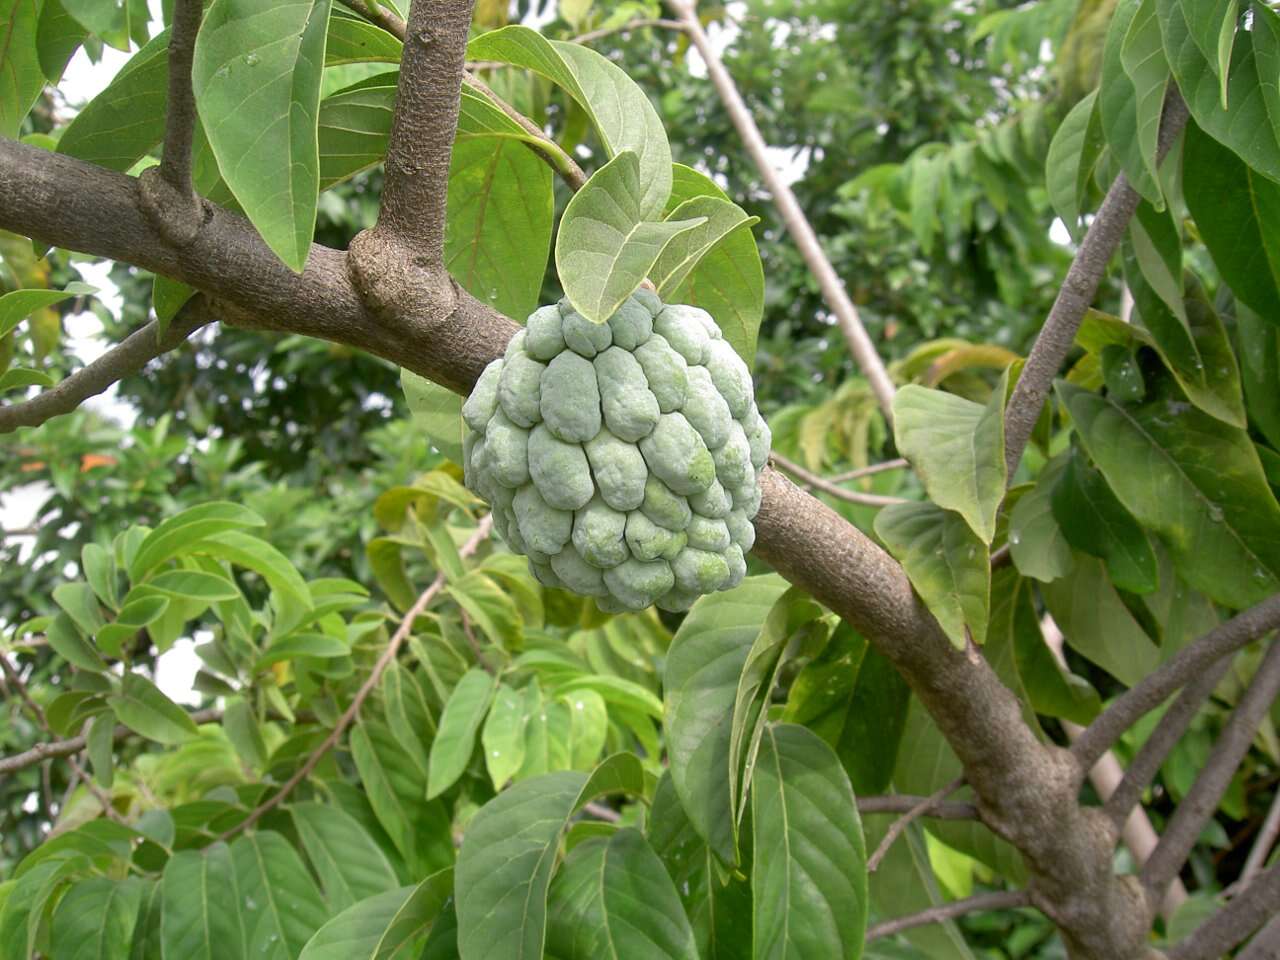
[462, 291, 769, 613]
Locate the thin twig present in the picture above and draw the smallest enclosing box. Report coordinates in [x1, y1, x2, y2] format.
[868, 776, 964, 872]
[458, 609, 494, 675]
[571, 18, 685, 44]
[865, 890, 1032, 942]
[1237, 784, 1280, 894]
[1002, 92, 1189, 478]
[0, 707, 223, 776]
[826, 458, 909, 483]
[857, 795, 978, 820]
[769, 453, 907, 507]
[158, 0, 202, 194]
[1166, 862, 1280, 960]
[0, 300, 213, 435]
[1072, 593, 1280, 772]
[218, 517, 491, 841]
[665, 0, 897, 421]
[1142, 640, 1280, 899]
[357, 0, 406, 39]
[581, 801, 622, 822]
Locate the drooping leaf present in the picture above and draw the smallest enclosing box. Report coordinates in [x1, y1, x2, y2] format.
[1119, 0, 1171, 194]
[291, 802, 400, 912]
[1099, 0, 1163, 204]
[128, 502, 264, 581]
[36, 0, 86, 86]
[546, 829, 698, 960]
[53, 581, 106, 637]
[651, 196, 758, 306]
[0, 283, 96, 340]
[0, 855, 93, 960]
[49, 876, 145, 960]
[193, 0, 332, 271]
[876, 501, 990, 648]
[1181, 0, 1238, 106]
[466, 25, 672, 217]
[663, 575, 790, 863]
[108, 672, 199, 744]
[0, 367, 54, 392]
[1058, 379, 1280, 607]
[1007, 459, 1075, 584]
[298, 887, 416, 960]
[1045, 90, 1106, 238]
[482, 682, 528, 790]
[892, 382, 1006, 543]
[1238, 304, 1280, 448]
[401, 372, 465, 465]
[752, 724, 867, 960]
[427, 668, 499, 799]
[231, 831, 329, 960]
[47, 612, 106, 673]
[556, 151, 704, 324]
[1, 0, 50, 138]
[160, 843, 244, 960]
[85, 714, 114, 788]
[60, 0, 147, 51]
[95, 595, 169, 659]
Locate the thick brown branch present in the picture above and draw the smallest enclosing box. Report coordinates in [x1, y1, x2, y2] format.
[0, 297, 212, 435]
[665, 0, 897, 421]
[1003, 92, 1189, 477]
[770, 452, 907, 507]
[219, 518, 491, 841]
[1237, 914, 1280, 960]
[1166, 863, 1280, 960]
[1142, 640, 1280, 900]
[1073, 593, 1280, 771]
[865, 890, 1033, 942]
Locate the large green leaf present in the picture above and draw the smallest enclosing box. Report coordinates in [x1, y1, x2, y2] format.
[1, 0, 45, 138]
[1238, 304, 1280, 448]
[36, 0, 86, 85]
[128, 502, 264, 581]
[651, 196, 758, 307]
[1042, 552, 1161, 685]
[160, 843, 244, 960]
[1057, 379, 1280, 607]
[401, 372, 464, 465]
[0, 855, 93, 960]
[482, 682, 528, 790]
[1181, 0, 1238, 105]
[1182, 120, 1280, 325]
[1052, 447, 1158, 593]
[49, 876, 145, 960]
[316, 76, 395, 189]
[193, 0, 332, 271]
[876, 501, 990, 648]
[556, 151, 704, 324]
[195, 529, 312, 612]
[466, 25, 672, 218]
[1045, 90, 1107, 239]
[663, 575, 790, 863]
[231, 832, 328, 960]
[108, 672, 198, 744]
[298, 871, 453, 960]
[1120, 0, 1171, 193]
[1157, 0, 1280, 182]
[546, 829, 698, 960]
[427, 668, 498, 799]
[454, 755, 646, 960]
[324, 9, 401, 64]
[1099, 0, 1163, 204]
[1008, 463, 1074, 584]
[446, 135, 553, 323]
[663, 164, 765, 366]
[292, 802, 399, 913]
[752, 724, 867, 960]
[892, 383, 1006, 543]
[61, 0, 147, 51]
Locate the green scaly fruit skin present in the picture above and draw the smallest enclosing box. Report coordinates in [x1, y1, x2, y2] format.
[461, 292, 769, 613]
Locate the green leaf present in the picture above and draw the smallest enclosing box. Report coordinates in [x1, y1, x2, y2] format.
[1042, 553, 1161, 685]
[402, 372, 464, 465]
[222, 697, 267, 771]
[135, 569, 240, 602]
[53, 581, 107, 637]
[0, 855, 93, 960]
[47, 612, 106, 672]
[664, 164, 766, 366]
[325, 9, 401, 64]
[1182, 120, 1280, 324]
[556, 151, 705, 324]
[255, 632, 348, 669]
[1008, 463, 1075, 584]
[892, 382, 1006, 543]
[96, 595, 169, 659]
[36, 0, 86, 86]
[1099, 0, 1163, 204]
[1052, 447, 1158, 593]
[467, 25, 672, 217]
[1057, 379, 1280, 607]
[299, 887, 416, 960]
[663, 574, 790, 863]
[61, 0, 147, 51]
[152, 276, 196, 332]
[57, 31, 170, 171]
[516, 681, 572, 780]
[1238, 304, 1280, 448]
[428, 668, 499, 799]
[0, 283, 96, 339]
[876, 501, 990, 648]
[49, 876, 145, 960]
[292, 801, 402, 915]
[1182, 0, 1238, 106]
[195, 529, 312, 612]
[81, 543, 118, 611]
[651, 196, 758, 304]
[546, 829, 698, 960]
[128, 502, 264, 581]
[381, 661, 435, 776]
[1, 0, 48, 138]
[752, 724, 867, 960]
[482, 682, 527, 790]
[108, 672, 199, 744]
[446, 135, 553, 323]
[351, 721, 455, 877]
[231, 831, 329, 960]
[85, 714, 114, 788]
[1045, 90, 1106, 238]
[193, 0, 332, 271]
[563, 689, 607, 770]
[316, 76, 395, 188]
[446, 571, 522, 647]
[160, 843, 244, 960]
[0, 367, 54, 391]
[454, 755, 645, 960]
[1120, 0, 1171, 195]
[1158, 0, 1280, 182]
[555, 674, 663, 719]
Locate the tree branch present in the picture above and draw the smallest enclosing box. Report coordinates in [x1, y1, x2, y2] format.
[462, 73, 588, 191]
[868, 776, 964, 871]
[353, 0, 406, 39]
[1238, 788, 1280, 894]
[1072, 593, 1280, 772]
[220, 517, 492, 841]
[1166, 862, 1280, 960]
[769, 452, 908, 507]
[865, 890, 1033, 942]
[857, 795, 978, 820]
[571, 18, 686, 45]
[158, 0, 202, 195]
[1142, 640, 1280, 900]
[1236, 914, 1280, 960]
[1002, 92, 1189, 478]
[827, 458, 909, 483]
[0, 296, 213, 435]
[664, 0, 898, 422]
